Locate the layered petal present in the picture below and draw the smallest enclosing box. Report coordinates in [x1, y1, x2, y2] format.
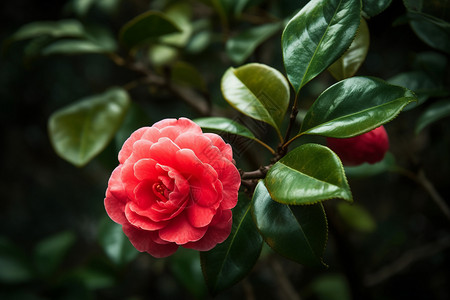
[104, 166, 127, 224]
[123, 224, 178, 258]
[184, 209, 233, 251]
[158, 213, 208, 244]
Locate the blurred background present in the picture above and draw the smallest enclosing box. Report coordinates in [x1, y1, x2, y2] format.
[1, 0, 449, 299]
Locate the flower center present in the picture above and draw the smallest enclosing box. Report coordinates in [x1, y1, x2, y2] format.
[153, 182, 168, 202]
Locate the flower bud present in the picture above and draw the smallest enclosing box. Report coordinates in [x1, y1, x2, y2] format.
[326, 126, 389, 166]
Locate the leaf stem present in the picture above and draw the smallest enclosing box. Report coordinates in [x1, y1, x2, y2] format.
[283, 94, 299, 143]
[253, 138, 277, 155]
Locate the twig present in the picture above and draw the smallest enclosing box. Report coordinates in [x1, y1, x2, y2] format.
[271, 259, 302, 300]
[241, 165, 271, 180]
[364, 236, 450, 286]
[392, 167, 450, 223]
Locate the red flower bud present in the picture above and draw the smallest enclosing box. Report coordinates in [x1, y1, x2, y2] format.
[326, 126, 389, 166]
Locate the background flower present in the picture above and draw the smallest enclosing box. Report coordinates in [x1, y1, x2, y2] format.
[327, 126, 390, 166]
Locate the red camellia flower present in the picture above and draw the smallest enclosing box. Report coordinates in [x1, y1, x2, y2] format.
[104, 118, 241, 257]
[327, 126, 389, 166]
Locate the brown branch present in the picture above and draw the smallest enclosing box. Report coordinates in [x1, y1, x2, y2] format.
[392, 167, 450, 223]
[241, 165, 271, 180]
[364, 236, 450, 286]
[270, 259, 302, 300]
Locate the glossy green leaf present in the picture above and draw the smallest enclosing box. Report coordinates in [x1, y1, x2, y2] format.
[388, 71, 440, 110]
[171, 61, 207, 92]
[119, 11, 181, 50]
[33, 231, 76, 277]
[211, 0, 251, 20]
[37, 24, 116, 56]
[70, 262, 116, 290]
[48, 88, 130, 167]
[8, 19, 86, 42]
[41, 39, 110, 56]
[336, 202, 377, 233]
[415, 99, 450, 134]
[160, 3, 193, 47]
[201, 195, 263, 294]
[310, 274, 352, 300]
[221, 63, 290, 138]
[194, 117, 276, 154]
[252, 181, 328, 267]
[300, 77, 416, 138]
[328, 18, 370, 80]
[170, 249, 207, 299]
[408, 11, 450, 54]
[0, 237, 33, 283]
[148, 44, 178, 66]
[194, 117, 256, 139]
[344, 152, 395, 178]
[226, 22, 283, 65]
[265, 144, 352, 205]
[282, 0, 361, 93]
[412, 51, 448, 81]
[98, 217, 139, 266]
[362, 0, 392, 18]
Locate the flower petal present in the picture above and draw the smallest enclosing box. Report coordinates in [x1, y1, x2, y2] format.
[153, 117, 202, 135]
[118, 127, 148, 164]
[104, 167, 128, 224]
[215, 159, 241, 210]
[149, 138, 180, 168]
[204, 133, 233, 162]
[158, 213, 208, 244]
[184, 209, 232, 251]
[125, 202, 167, 230]
[175, 133, 226, 168]
[186, 203, 216, 228]
[133, 158, 160, 181]
[123, 224, 178, 258]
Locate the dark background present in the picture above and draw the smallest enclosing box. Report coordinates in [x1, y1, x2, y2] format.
[1, 0, 449, 299]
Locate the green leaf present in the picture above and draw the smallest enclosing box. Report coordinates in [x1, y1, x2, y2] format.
[33, 231, 76, 277]
[282, 0, 361, 93]
[70, 264, 116, 290]
[388, 71, 441, 110]
[0, 237, 33, 283]
[328, 18, 370, 80]
[226, 22, 283, 65]
[98, 217, 139, 266]
[171, 61, 207, 92]
[362, 0, 392, 18]
[265, 144, 352, 205]
[221, 63, 290, 139]
[119, 11, 181, 50]
[48, 87, 130, 167]
[194, 117, 276, 154]
[201, 195, 263, 294]
[148, 44, 179, 66]
[8, 19, 86, 42]
[252, 181, 328, 267]
[344, 152, 395, 178]
[300, 77, 416, 138]
[412, 51, 448, 81]
[310, 274, 352, 300]
[170, 249, 207, 299]
[194, 117, 256, 139]
[415, 99, 450, 134]
[41, 39, 110, 56]
[160, 3, 193, 47]
[336, 202, 377, 233]
[408, 11, 450, 54]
